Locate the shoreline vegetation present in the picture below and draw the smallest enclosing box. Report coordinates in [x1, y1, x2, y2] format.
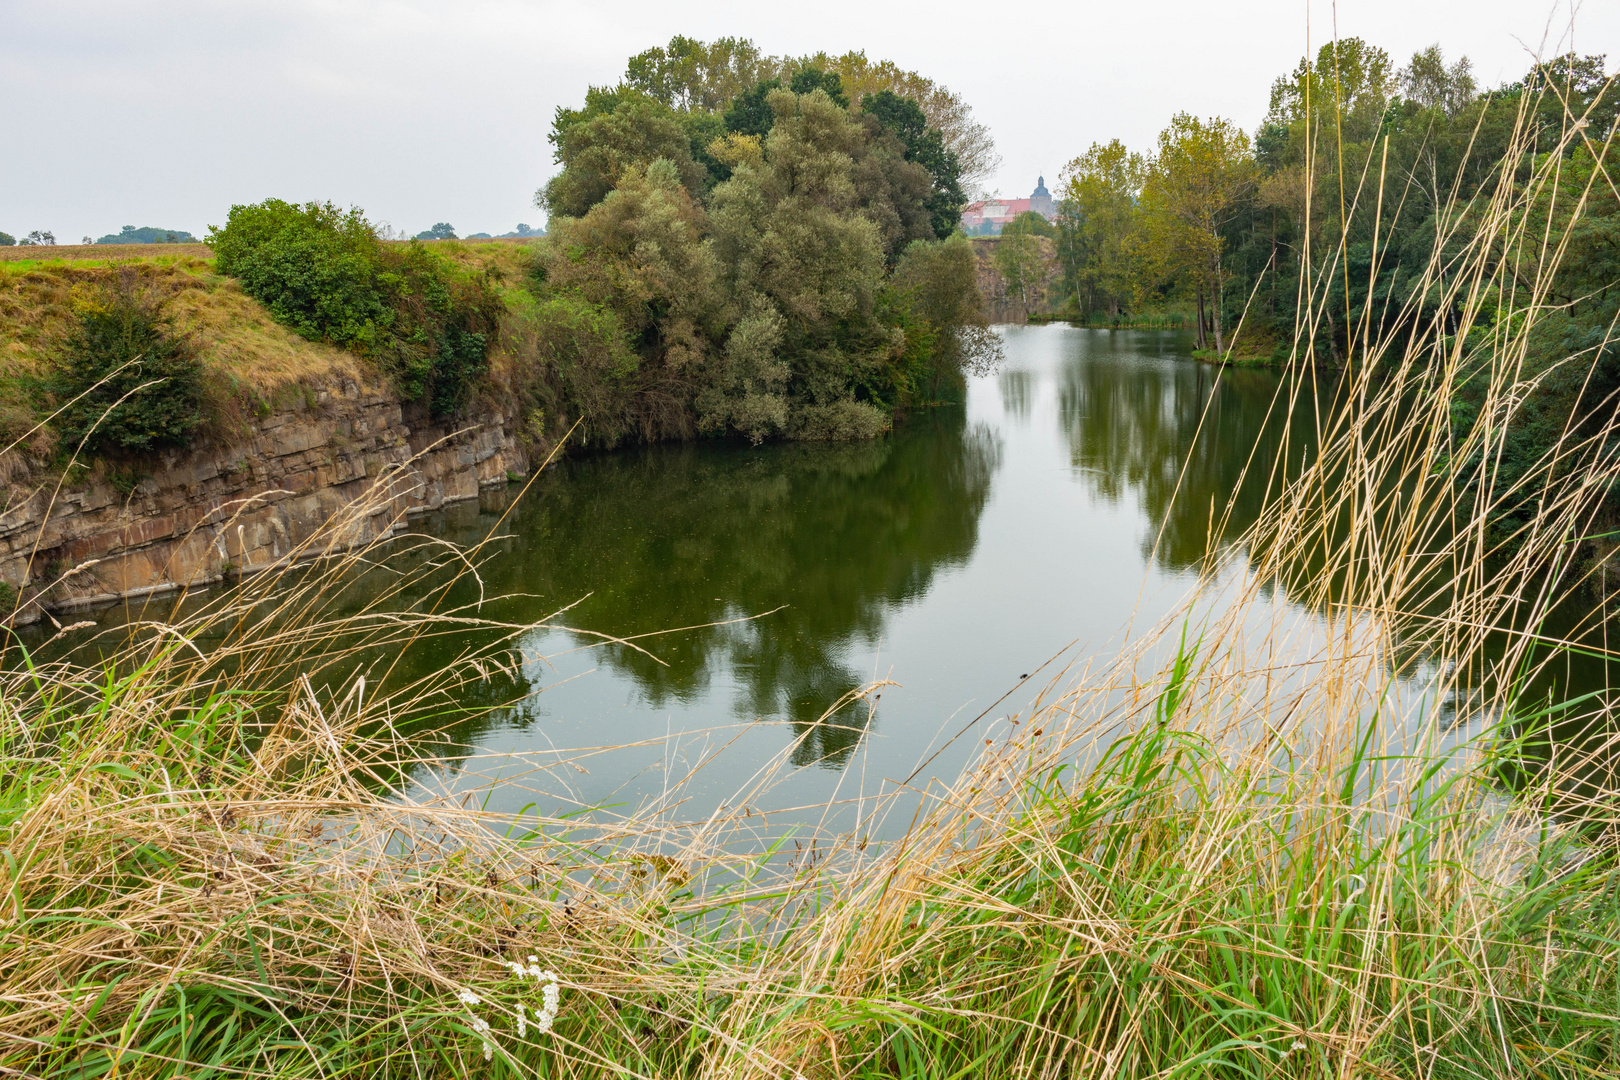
[2, 32, 1620, 1080]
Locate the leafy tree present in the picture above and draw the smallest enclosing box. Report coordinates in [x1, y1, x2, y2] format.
[209, 199, 390, 347]
[892, 233, 1002, 399]
[539, 158, 721, 444]
[992, 227, 1053, 318]
[523, 41, 998, 445]
[788, 67, 847, 106]
[541, 91, 709, 218]
[1004, 210, 1055, 238]
[50, 269, 205, 454]
[210, 199, 497, 416]
[619, 37, 999, 192]
[1138, 114, 1255, 353]
[862, 90, 966, 239]
[373, 243, 502, 416]
[790, 50, 1000, 189]
[1401, 44, 1477, 116]
[414, 223, 457, 240]
[0, 232, 13, 246]
[723, 78, 782, 138]
[1268, 37, 1396, 144]
[625, 35, 772, 112]
[705, 87, 891, 441]
[21, 231, 55, 246]
[1057, 140, 1144, 317]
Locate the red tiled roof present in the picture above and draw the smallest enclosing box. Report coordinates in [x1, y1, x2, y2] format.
[963, 198, 1033, 220]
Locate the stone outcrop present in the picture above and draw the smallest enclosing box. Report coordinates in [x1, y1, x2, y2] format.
[969, 236, 1063, 323]
[0, 378, 530, 626]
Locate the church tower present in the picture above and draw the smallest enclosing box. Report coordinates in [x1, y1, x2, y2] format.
[1029, 176, 1054, 220]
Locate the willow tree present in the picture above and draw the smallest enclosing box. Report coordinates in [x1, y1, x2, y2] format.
[1139, 113, 1255, 353]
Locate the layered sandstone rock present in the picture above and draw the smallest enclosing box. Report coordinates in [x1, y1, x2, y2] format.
[0, 379, 529, 626]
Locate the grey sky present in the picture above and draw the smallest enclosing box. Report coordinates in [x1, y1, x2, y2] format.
[1, 0, 1612, 243]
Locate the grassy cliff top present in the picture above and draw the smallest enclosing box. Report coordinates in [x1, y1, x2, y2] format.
[0, 243, 215, 265]
[0, 240, 541, 459]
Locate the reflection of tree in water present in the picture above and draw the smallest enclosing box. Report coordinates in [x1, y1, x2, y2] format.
[429, 408, 1003, 768]
[1057, 349, 1326, 572]
[999, 369, 1033, 423]
[1049, 337, 1615, 791]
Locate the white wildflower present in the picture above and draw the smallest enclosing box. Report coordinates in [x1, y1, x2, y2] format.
[471, 1015, 493, 1061]
[528, 954, 538, 962]
[517, 1002, 528, 1039]
[534, 971, 562, 1035]
[457, 988, 481, 1007]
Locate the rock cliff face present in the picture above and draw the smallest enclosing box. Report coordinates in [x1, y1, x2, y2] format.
[0, 378, 530, 626]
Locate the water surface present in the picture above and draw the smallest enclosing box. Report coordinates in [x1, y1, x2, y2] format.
[392, 326, 1319, 819]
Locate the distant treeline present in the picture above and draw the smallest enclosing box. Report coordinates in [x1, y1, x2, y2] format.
[96, 226, 198, 245]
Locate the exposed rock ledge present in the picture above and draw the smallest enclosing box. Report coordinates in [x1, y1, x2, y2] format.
[0, 378, 530, 627]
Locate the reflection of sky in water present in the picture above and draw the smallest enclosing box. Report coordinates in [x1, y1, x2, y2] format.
[403, 325, 1388, 830]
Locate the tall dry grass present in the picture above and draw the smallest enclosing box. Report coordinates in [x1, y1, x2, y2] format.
[2, 50, 1619, 1080]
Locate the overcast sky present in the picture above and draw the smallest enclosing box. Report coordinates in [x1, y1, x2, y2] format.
[2, 0, 1613, 243]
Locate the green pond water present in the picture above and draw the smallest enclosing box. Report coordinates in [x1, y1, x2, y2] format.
[362, 324, 1337, 821]
[21, 325, 1617, 826]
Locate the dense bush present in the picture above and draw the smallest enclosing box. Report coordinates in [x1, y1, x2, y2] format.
[374, 243, 504, 417]
[208, 199, 389, 348]
[209, 200, 498, 416]
[49, 269, 205, 454]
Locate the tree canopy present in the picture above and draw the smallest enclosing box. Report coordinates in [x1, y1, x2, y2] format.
[520, 39, 1000, 446]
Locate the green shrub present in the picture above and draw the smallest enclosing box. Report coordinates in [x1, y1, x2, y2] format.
[210, 200, 497, 416]
[49, 270, 205, 455]
[374, 243, 503, 417]
[208, 199, 390, 349]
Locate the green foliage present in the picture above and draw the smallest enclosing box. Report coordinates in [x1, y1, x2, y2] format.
[208, 199, 389, 348]
[991, 228, 1053, 318]
[523, 49, 992, 446]
[705, 87, 891, 441]
[1055, 139, 1144, 318]
[209, 199, 496, 416]
[862, 89, 966, 239]
[48, 270, 205, 455]
[891, 233, 1000, 400]
[722, 78, 781, 138]
[624, 34, 772, 112]
[0, 232, 13, 246]
[413, 222, 457, 240]
[788, 67, 847, 106]
[94, 225, 198, 245]
[373, 244, 504, 417]
[1055, 38, 1614, 533]
[541, 91, 710, 218]
[1002, 210, 1054, 238]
